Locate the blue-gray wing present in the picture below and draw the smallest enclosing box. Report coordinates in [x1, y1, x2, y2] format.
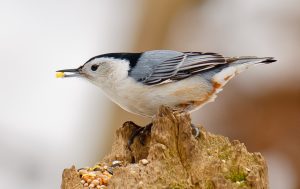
[129, 50, 227, 85]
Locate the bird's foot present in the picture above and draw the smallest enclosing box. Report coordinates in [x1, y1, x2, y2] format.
[127, 122, 153, 150]
[191, 124, 200, 138]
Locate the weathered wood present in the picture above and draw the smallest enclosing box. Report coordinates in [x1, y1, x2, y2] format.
[61, 166, 83, 189]
[61, 106, 268, 189]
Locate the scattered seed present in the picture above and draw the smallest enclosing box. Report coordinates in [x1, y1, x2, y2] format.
[101, 175, 109, 185]
[89, 183, 95, 188]
[140, 159, 149, 165]
[79, 169, 88, 175]
[103, 171, 112, 178]
[92, 180, 100, 186]
[112, 160, 122, 167]
[92, 165, 101, 171]
[79, 161, 116, 187]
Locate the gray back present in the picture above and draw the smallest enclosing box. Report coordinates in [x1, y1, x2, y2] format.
[129, 50, 183, 81]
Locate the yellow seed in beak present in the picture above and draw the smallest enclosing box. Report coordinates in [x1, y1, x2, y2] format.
[56, 72, 65, 78]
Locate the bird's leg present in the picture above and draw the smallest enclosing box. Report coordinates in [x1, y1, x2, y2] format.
[127, 122, 153, 149]
[191, 123, 200, 138]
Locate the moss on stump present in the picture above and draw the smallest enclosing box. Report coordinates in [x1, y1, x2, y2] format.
[61, 106, 268, 189]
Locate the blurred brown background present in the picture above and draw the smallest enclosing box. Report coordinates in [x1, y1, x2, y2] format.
[0, 0, 299, 188]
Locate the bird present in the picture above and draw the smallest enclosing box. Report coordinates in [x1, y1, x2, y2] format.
[56, 50, 276, 144]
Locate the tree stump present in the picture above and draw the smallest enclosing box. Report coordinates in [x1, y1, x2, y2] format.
[61, 106, 268, 189]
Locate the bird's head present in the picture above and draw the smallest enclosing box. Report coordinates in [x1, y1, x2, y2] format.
[56, 54, 135, 87]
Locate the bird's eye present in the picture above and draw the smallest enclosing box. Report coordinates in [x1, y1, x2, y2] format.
[91, 64, 99, 71]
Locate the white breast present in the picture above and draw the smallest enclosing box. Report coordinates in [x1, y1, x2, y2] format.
[99, 75, 213, 117]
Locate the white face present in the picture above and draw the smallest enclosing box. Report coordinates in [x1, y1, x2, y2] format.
[81, 58, 111, 80]
[80, 57, 130, 86]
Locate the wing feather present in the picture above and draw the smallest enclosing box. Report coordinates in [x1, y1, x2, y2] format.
[141, 52, 227, 85]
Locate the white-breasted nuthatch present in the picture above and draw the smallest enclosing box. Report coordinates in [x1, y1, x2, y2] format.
[57, 50, 275, 118]
[57, 50, 276, 145]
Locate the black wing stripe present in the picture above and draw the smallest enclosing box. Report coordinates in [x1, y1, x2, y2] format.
[184, 55, 224, 61]
[181, 59, 225, 67]
[153, 69, 177, 73]
[177, 65, 215, 74]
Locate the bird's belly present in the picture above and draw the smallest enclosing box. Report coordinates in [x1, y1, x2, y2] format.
[105, 76, 214, 117]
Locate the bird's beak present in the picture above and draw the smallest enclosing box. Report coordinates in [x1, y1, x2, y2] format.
[56, 66, 82, 78]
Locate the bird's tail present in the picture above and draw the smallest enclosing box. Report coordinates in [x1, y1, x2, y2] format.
[211, 56, 276, 90]
[227, 56, 276, 65]
[224, 56, 276, 74]
[195, 55, 276, 110]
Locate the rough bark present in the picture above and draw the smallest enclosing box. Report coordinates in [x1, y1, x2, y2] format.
[61, 106, 268, 189]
